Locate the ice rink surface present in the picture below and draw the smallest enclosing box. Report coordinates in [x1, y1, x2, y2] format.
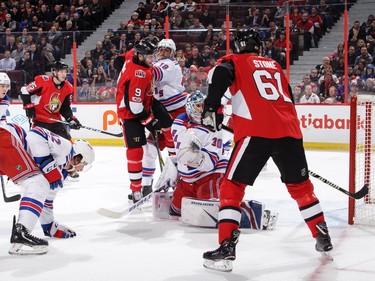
[1, 147, 374, 281]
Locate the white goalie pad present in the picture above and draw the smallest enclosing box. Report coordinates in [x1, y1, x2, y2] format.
[152, 192, 173, 219]
[181, 197, 278, 230]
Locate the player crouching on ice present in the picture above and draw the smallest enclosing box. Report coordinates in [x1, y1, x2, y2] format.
[152, 90, 278, 230]
[10, 133, 95, 255]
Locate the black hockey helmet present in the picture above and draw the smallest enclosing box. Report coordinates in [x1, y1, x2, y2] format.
[134, 38, 157, 56]
[235, 28, 262, 54]
[51, 61, 70, 72]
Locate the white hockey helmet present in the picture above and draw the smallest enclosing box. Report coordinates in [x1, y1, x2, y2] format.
[186, 90, 206, 124]
[73, 139, 95, 166]
[158, 39, 176, 57]
[0, 72, 11, 89]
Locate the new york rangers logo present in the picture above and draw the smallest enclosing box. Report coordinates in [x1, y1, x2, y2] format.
[135, 70, 146, 78]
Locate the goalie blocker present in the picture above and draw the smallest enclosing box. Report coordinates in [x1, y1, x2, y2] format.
[153, 194, 278, 230]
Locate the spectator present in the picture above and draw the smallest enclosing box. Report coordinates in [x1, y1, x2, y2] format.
[11, 41, 25, 64]
[274, 1, 287, 27]
[220, 32, 236, 52]
[264, 38, 281, 63]
[316, 56, 331, 77]
[9, 6, 23, 23]
[362, 78, 375, 93]
[189, 18, 205, 33]
[309, 68, 320, 86]
[170, 0, 185, 12]
[186, 45, 206, 68]
[90, 0, 104, 27]
[362, 14, 374, 32]
[62, 20, 75, 54]
[361, 64, 375, 83]
[354, 39, 366, 56]
[318, 65, 338, 84]
[347, 82, 359, 101]
[184, 0, 196, 12]
[16, 51, 34, 83]
[29, 15, 44, 32]
[349, 20, 367, 44]
[36, 4, 49, 22]
[149, 17, 162, 31]
[300, 85, 321, 104]
[134, 2, 146, 20]
[37, 36, 56, 70]
[82, 59, 97, 78]
[323, 86, 340, 104]
[97, 78, 116, 102]
[309, 7, 323, 39]
[106, 58, 118, 80]
[47, 25, 63, 61]
[319, 73, 337, 101]
[296, 12, 315, 51]
[152, 0, 169, 18]
[354, 46, 373, 66]
[290, 6, 302, 26]
[246, 8, 262, 27]
[184, 13, 195, 29]
[329, 43, 344, 61]
[81, 5, 94, 30]
[28, 43, 43, 75]
[199, 9, 214, 28]
[0, 50, 16, 71]
[155, 26, 166, 41]
[184, 65, 202, 93]
[201, 45, 215, 65]
[170, 9, 182, 29]
[91, 41, 106, 62]
[55, 11, 68, 31]
[260, 8, 272, 28]
[199, 24, 214, 44]
[96, 55, 108, 72]
[0, 14, 17, 32]
[273, 31, 293, 69]
[105, 44, 119, 61]
[332, 57, 345, 77]
[102, 34, 112, 52]
[347, 45, 357, 67]
[46, 4, 62, 24]
[128, 12, 144, 26]
[265, 22, 280, 41]
[184, 43, 192, 59]
[92, 65, 107, 86]
[299, 74, 318, 93]
[77, 78, 91, 101]
[17, 28, 29, 46]
[292, 85, 302, 104]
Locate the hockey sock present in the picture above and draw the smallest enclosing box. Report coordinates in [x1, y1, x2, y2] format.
[218, 178, 246, 243]
[287, 179, 325, 238]
[127, 147, 143, 191]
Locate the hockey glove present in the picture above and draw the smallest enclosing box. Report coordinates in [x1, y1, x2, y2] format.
[140, 113, 162, 133]
[40, 158, 64, 190]
[23, 103, 35, 119]
[42, 221, 76, 238]
[177, 133, 204, 168]
[201, 106, 223, 132]
[66, 116, 82, 130]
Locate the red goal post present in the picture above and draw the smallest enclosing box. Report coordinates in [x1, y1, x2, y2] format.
[349, 95, 375, 225]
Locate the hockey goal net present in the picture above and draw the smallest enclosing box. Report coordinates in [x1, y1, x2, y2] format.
[349, 95, 375, 225]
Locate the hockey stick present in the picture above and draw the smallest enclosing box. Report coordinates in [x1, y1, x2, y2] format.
[219, 125, 369, 200]
[308, 171, 369, 200]
[150, 130, 165, 171]
[1, 175, 21, 203]
[49, 118, 123, 138]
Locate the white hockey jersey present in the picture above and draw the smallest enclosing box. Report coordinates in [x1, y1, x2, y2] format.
[26, 127, 73, 177]
[153, 58, 187, 111]
[171, 112, 231, 183]
[0, 94, 10, 124]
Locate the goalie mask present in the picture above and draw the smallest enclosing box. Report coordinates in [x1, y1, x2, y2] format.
[71, 139, 95, 172]
[186, 90, 206, 124]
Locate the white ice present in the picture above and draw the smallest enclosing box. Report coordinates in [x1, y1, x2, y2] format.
[1, 147, 374, 281]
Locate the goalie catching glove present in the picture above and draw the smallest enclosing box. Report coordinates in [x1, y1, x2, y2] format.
[177, 132, 204, 168]
[66, 115, 82, 130]
[201, 105, 224, 132]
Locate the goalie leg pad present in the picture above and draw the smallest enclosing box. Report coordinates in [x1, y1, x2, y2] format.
[152, 192, 173, 219]
[239, 200, 265, 230]
[181, 197, 220, 228]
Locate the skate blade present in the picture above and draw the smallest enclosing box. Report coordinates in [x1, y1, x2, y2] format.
[320, 251, 334, 261]
[9, 243, 48, 255]
[203, 259, 233, 272]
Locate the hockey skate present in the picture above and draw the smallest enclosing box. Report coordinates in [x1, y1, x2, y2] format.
[203, 230, 241, 272]
[9, 216, 48, 255]
[132, 191, 142, 203]
[315, 221, 333, 260]
[262, 210, 279, 230]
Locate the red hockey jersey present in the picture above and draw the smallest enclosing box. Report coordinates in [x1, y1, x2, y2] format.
[116, 56, 154, 119]
[25, 75, 74, 124]
[219, 54, 302, 142]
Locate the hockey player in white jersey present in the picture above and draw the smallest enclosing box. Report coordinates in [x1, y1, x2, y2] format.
[0, 72, 10, 124]
[5, 121, 95, 254]
[141, 38, 188, 197]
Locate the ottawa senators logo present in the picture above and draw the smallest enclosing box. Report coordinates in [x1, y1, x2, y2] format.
[135, 70, 146, 78]
[45, 92, 61, 113]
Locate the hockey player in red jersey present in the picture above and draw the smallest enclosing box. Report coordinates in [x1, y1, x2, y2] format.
[20, 61, 82, 140]
[116, 39, 173, 203]
[201, 29, 333, 272]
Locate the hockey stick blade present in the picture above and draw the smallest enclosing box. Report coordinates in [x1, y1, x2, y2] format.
[1, 176, 21, 203]
[308, 171, 369, 199]
[97, 185, 167, 219]
[49, 118, 123, 138]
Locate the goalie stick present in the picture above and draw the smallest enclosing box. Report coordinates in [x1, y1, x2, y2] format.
[1, 175, 21, 203]
[308, 171, 368, 200]
[49, 118, 123, 138]
[219, 125, 369, 199]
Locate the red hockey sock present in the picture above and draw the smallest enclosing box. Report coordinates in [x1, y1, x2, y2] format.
[126, 147, 143, 192]
[287, 179, 325, 237]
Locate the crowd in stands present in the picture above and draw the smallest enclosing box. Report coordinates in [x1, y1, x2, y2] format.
[0, 0, 374, 104]
[294, 13, 375, 104]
